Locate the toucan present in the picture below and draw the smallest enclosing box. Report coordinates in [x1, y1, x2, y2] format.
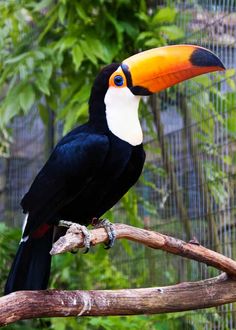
[4, 45, 225, 294]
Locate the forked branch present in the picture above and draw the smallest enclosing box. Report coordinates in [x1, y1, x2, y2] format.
[1, 223, 236, 327]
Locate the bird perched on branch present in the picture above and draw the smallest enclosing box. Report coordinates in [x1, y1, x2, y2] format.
[5, 45, 225, 294]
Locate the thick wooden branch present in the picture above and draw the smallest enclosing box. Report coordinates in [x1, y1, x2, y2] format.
[1, 273, 236, 326]
[1, 223, 236, 326]
[51, 223, 236, 276]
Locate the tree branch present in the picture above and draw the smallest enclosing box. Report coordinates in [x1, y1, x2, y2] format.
[51, 223, 236, 276]
[1, 223, 236, 327]
[1, 273, 236, 326]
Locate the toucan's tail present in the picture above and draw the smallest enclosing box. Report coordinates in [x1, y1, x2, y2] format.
[4, 227, 53, 295]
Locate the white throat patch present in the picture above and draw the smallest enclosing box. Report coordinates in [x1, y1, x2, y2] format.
[104, 87, 143, 146]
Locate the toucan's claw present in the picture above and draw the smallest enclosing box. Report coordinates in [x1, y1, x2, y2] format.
[59, 220, 91, 253]
[92, 218, 116, 249]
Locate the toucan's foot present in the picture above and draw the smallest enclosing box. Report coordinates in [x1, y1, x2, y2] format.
[59, 220, 91, 253]
[92, 218, 116, 249]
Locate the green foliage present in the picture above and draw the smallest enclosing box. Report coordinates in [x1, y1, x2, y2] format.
[136, 6, 184, 47]
[0, 0, 183, 142]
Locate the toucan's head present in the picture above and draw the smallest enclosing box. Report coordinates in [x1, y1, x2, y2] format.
[89, 45, 225, 145]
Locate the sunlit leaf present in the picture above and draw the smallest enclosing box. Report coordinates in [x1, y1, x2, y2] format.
[159, 25, 184, 41]
[75, 3, 91, 24]
[72, 84, 91, 104]
[152, 7, 176, 25]
[227, 112, 236, 134]
[79, 39, 97, 65]
[35, 73, 50, 95]
[5, 53, 28, 64]
[72, 44, 84, 71]
[58, 3, 67, 24]
[19, 85, 35, 112]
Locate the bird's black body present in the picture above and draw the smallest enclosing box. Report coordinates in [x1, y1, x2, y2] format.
[21, 126, 145, 234]
[5, 64, 145, 294]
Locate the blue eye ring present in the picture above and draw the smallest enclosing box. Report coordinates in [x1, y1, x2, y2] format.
[114, 75, 124, 87]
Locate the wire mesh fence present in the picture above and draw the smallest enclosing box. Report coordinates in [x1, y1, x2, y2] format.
[112, 0, 236, 328]
[0, 0, 235, 329]
[0, 108, 46, 227]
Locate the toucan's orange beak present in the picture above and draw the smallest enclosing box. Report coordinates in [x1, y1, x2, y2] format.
[121, 45, 225, 95]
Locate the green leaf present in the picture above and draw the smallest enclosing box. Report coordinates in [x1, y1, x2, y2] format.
[135, 11, 149, 23]
[72, 44, 84, 71]
[105, 11, 124, 46]
[41, 62, 53, 80]
[137, 31, 153, 42]
[26, 56, 34, 70]
[75, 3, 91, 24]
[152, 7, 176, 24]
[46, 94, 57, 110]
[85, 36, 116, 63]
[19, 85, 35, 112]
[225, 68, 235, 79]
[72, 84, 91, 104]
[227, 112, 236, 134]
[63, 106, 78, 133]
[33, 50, 46, 60]
[223, 155, 232, 165]
[58, 4, 67, 24]
[120, 21, 138, 38]
[227, 78, 236, 91]
[2, 99, 20, 124]
[76, 102, 88, 119]
[159, 25, 184, 41]
[19, 64, 27, 80]
[192, 74, 212, 87]
[145, 37, 162, 48]
[38, 104, 49, 125]
[56, 36, 77, 53]
[35, 73, 50, 95]
[79, 40, 97, 65]
[5, 53, 28, 64]
[51, 317, 67, 330]
[32, 0, 53, 12]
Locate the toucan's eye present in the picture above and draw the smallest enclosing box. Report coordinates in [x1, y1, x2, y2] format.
[114, 75, 124, 87]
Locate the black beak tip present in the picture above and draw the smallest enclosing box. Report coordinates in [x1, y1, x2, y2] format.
[190, 48, 225, 70]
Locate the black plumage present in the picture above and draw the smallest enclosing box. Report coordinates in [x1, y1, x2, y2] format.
[5, 63, 145, 294]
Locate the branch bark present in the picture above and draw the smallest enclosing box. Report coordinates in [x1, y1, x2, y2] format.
[51, 223, 236, 276]
[1, 223, 236, 327]
[1, 273, 236, 326]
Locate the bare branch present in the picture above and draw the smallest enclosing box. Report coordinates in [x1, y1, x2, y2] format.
[51, 223, 236, 276]
[1, 224, 236, 326]
[1, 273, 236, 326]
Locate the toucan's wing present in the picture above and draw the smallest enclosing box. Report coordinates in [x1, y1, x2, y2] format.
[21, 131, 109, 235]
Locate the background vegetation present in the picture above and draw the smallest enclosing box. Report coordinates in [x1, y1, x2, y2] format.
[0, 0, 235, 329]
